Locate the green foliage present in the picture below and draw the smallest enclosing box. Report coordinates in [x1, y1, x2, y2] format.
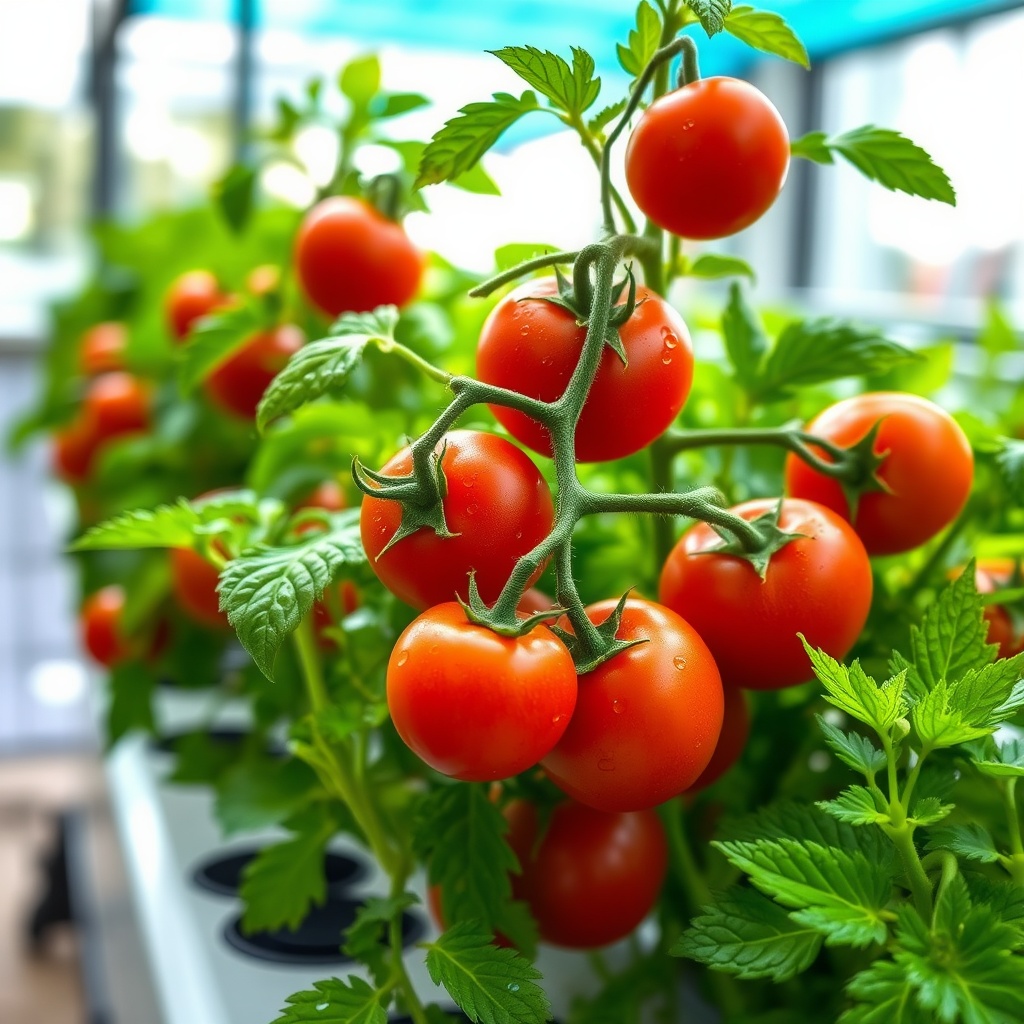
[212, 164, 257, 234]
[272, 977, 387, 1024]
[343, 894, 418, 985]
[815, 716, 887, 777]
[617, 2, 662, 77]
[71, 500, 201, 551]
[490, 46, 600, 118]
[178, 303, 265, 394]
[105, 661, 156, 746]
[724, 6, 809, 67]
[686, 0, 732, 37]
[213, 756, 319, 835]
[681, 253, 756, 281]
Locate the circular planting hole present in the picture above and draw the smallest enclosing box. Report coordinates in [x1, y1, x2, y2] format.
[192, 847, 368, 898]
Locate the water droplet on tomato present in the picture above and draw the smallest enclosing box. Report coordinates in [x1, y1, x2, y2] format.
[466, 503, 479, 515]
[430, 644, 439, 655]
[682, 119, 695, 131]
[661, 327, 678, 348]
[552, 714, 564, 726]
[661, 354, 673, 365]
[598, 757, 615, 772]
[612, 700, 624, 714]
[520, 326, 530, 336]
[673, 655, 687, 670]
[396, 650, 409, 666]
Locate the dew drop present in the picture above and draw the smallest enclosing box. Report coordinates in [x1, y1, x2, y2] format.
[507, 983, 521, 993]
[661, 354, 673, 365]
[598, 757, 615, 772]
[396, 650, 409, 667]
[681, 119, 695, 131]
[466, 503, 479, 515]
[520, 326, 530, 336]
[612, 699, 625, 715]
[673, 655, 687, 670]
[660, 327, 678, 348]
[430, 644, 439, 655]
[552, 714, 565, 726]
[515, 531, 523, 539]
[316, 1004, 329, 1013]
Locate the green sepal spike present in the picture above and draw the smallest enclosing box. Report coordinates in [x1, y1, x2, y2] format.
[705, 500, 806, 580]
[835, 420, 892, 522]
[552, 589, 648, 674]
[458, 573, 563, 638]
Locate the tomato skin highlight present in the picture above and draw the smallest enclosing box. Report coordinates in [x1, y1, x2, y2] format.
[360, 431, 555, 610]
[79, 322, 127, 376]
[476, 278, 693, 462]
[81, 586, 129, 667]
[784, 392, 974, 556]
[165, 270, 226, 341]
[386, 602, 577, 782]
[170, 547, 229, 630]
[505, 799, 668, 949]
[204, 325, 304, 419]
[294, 197, 423, 319]
[660, 497, 873, 691]
[541, 598, 723, 813]
[625, 77, 790, 240]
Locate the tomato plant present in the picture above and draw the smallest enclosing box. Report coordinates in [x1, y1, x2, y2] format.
[82, 372, 149, 443]
[686, 682, 749, 792]
[505, 799, 668, 949]
[541, 598, 723, 812]
[625, 77, 790, 240]
[79, 321, 127, 376]
[294, 197, 423, 318]
[204, 326, 304, 419]
[659, 498, 872, 690]
[386, 601, 577, 781]
[476, 277, 693, 461]
[81, 585, 129, 667]
[165, 269, 227, 341]
[784, 392, 974, 554]
[360, 430, 555, 609]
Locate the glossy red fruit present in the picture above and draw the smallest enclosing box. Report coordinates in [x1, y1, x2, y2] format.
[53, 419, 99, 485]
[82, 372, 149, 442]
[165, 270, 227, 341]
[974, 559, 1024, 659]
[81, 586, 129, 667]
[687, 684, 749, 791]
[170, 547, 229, 630]
[204, 325, 304, 419]
[294, 197, 423, 319]
[79, 322, 127, 376]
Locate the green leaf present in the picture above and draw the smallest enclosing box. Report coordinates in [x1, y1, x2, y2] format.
[451, 162, 501, 195]
[684, 253, 756, 281]
[686, 0, 732, 37]
[721, 281, 768, 389]
[912, 681, 993, 750]
[806, 642, 908, 737]
[790, 131, 834, 164]
[798, 125, 956, 205]
[178, 304, 263, 395]
[754, 319, 917, 401]
[212, 163, 257, 234]
[272, 976, 386, 1024]
[906, 797, 953, 827]
[490, 46, 600, 117]
[949, 656, 1024, 728]
[239, 806, 336, 933]
[817, 786, 889, 826]
[674, 886, 822, 981]
[925, 824, 1001, 863]
[617, 1, 662, 77]
[373, 91, 430, 118]
[713, 838, 892, 947]
[816, 716, 887, 777]
[493, 242, 561, 271]
[840, 960, 932, 1024]
[588, 98, 628, 135]
[339, 54, 381, 107]
[978, 300, 1020, 356]
[268, 96, 302, 142]
[415, 92, 540, 190]
[214, 756, 319, 836]
[724, 5, 809, 67]
[106, 661, 156, 747]
[996, 439, 1024, 505]
[972, 736, 1024, 779]
[343, 893, 418, 986]
[424, 923, 550, 1024]
[71, 499, 200, 551]
[218, 510, 365, 680]
[256, 308, 397, 431]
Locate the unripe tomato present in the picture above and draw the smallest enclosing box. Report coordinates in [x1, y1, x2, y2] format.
[386, 602, 577, 782]
[170, 547, 229, 630]
[165, 270, 227, 341]
[686, 683, 749, 791]
[294, 197, 423, 319]
[81, 586, 129, 667]
[53, 419, 99, 485]
[79, 322, 127, 376]
[625, 77, 790, 240]
[82, 372, 149, 443]
[541, 598, 723, 812]
[204, 325, 304, 419]
[360, 431, 555, 610]
[659, 498, 873, 690]
[476, 278, 693, 462]
[784, 393, 974, 555]
[505, 799, 668, 949]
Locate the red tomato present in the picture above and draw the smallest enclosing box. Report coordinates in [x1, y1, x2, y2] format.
[53, 419, 99, 484]
[686, 684, 749, 791]
[360, 431, 554, 610]
[296, 480, 347, 513]
[476, 278, 693, 463]
[625, 77, 790, 240]
[517, 588, 554, 616]
[246, 264, 280, 297]
[79, 322, 127, 376]
[294, 197, 422, 319]
[82, 372, 149, 442]
[505, 800, 668, 949]
[165, 270, 227, 341]
[541, 598, 723, 812]
[386, 602, 576, 782]
[313, 581, 361, 648]
[170, 547, 229, 630]
[659, 498, 873, 691]
[204, 325, 304, 419]
[973, 559, 1024, 659]
[785, 393, 974, 556]
[81, 586, 129, 667]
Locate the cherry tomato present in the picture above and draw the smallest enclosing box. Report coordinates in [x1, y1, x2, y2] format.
[659, 498, 872, 691]
[687, 684, 749, 791]
[541, 598, 723, 812]
[476, 278, 693, 463]
[165, 270, 227, 341]
[505, 799, 668, 949]
[79, 322, 127, 376]
[625, 77, 790, 240]
[82, 372, 149, 443]
[360, 431, 555, 610]
[972, 559, 1024, 659]
[204, 325, 304, 419]
[81, 586, 129, 667]
[294, 197, 423, 319]
[53, 419, 99, 484]
[784, 393, 974, 555]
[170, 547, 229, 630]
[296, 480, 347, 513]
[386, 601, 577, 782]
[313, 581, 361, 648]
[246, 264, 280, 297]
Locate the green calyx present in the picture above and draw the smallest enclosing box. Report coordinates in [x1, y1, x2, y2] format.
[458, 573, 563, 638]
[551, 591, 648, 675]
[705, 500, 806, 580]
[832, 422, 892, 521]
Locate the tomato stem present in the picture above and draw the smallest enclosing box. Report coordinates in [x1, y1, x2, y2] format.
[677, 36, 700, 88]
